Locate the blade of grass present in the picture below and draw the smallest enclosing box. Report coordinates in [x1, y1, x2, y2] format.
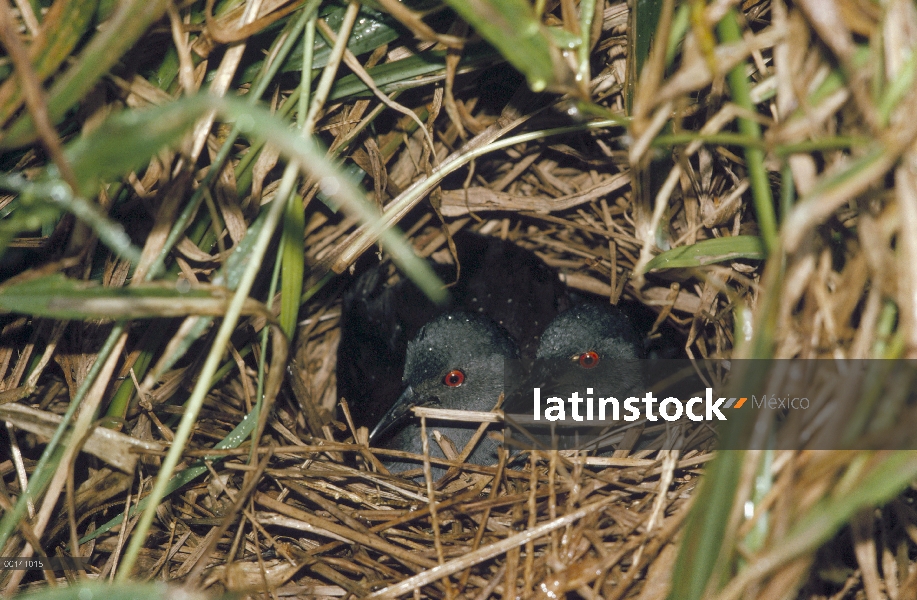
[626, 0, 663, 113]
[1, 90, 441, 565]
[134, 195, 274, 400]
[113, 51, 442, 578]
[0, 274, 275, 320]
[713, 452, 917, 600]
[237, 2, 404, 85]
[665, 2, 690, 67]
[64, 101, 206, 199]
[114, 190, 289, 580]
[784, 144, 893, 252]
[642, 236, 765, 271]
[1, 6, 320, 552]
[331, 118, 626, 272]
[717, 9, 777, 255]
[277, 7, 317, 340]
[120, 0, 319, 404]
[104, 324, 168, 423]
[0, 175, 141, 264]
[79, 407, 261, 543]
[670, 244, 785, 600]
[0, 0, 171, 149]
[0, 324, 125, 558]
[17, 581, 183, 600]
[441, 0, 573, 93]
[878, 50, 917, 126]
[147, 0, 322, 281]
[670, 359, 767, 600]
[0, 0, 99, 125]
[327, 43, 502, 101]
[577, 0, 596, 88]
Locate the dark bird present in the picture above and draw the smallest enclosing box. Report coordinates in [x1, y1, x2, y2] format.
[372, 303, 648, 472]
[510, 302, 648, 453]
[373, 312, 518, 475]
[337, 230, 685, 470]
[535, 302, 646, 362]
[337, 230, 570, 432]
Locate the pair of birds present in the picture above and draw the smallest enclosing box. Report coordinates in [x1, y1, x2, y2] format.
[337, 231, 647, 475]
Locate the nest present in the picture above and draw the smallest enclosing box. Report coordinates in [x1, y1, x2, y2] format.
[2, 0, 917, 596]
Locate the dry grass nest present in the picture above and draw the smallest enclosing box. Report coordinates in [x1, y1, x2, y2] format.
[3, 0, 917, 597]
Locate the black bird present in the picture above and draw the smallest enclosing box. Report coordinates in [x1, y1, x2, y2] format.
[510, 303, 647, 453]
[337, 230, 570, 431]
[374, 312, 518, 475]
[372, 303, 649, 472]
[374, 303, 648, 472]
[535, 302, 645, 363]
[338, 231, 683, 468]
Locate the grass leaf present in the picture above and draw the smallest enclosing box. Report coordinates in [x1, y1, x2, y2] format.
[440, 0, 573, 93]
[643, 235, 765, 271]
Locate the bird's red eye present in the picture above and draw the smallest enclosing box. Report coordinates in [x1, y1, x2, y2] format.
[443, 369, 465, 387]
[578, 351, 600, 369]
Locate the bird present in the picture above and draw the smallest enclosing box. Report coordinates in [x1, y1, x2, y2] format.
[371, 303, 650, 474]
[503, 303, 647, 453]
[372, 312, 519, 476]
[337, 230, 570, 432]
[535, 302, 646, 363]
[337, 231, 685, 470]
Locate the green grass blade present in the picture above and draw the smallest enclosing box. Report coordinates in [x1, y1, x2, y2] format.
[237, 3, 403, 85]
[328, 43, 501, 101]
[0, 323, 126, 554]
[1, 0, 171, 149]
[79, 410, 260, 544]
[280, 194, 305, 339]
[716, 452, 917, 600]
[61, 91, 443, 301]
[16, 581, 190, 600]
[626, 0, 663, 112]
[441, 0, 572, 93]
[0, 274, 261, 320]
[132, 210, 272, 387]
[0, 175, 141, 264]
[717, 10, 777, 255]
[216, 96, 445, 301]
[671, 448, 746, 600]
[104, 325, 168, 421]
[643, 236, 765, 271]
[0, 0, 99, 125]
[669, 358, 768, 600]
[64, 102, 206, 197]
[577, 0, 596, 85]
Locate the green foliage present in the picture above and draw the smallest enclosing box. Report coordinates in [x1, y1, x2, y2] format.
[1, 0, 171, 148]
[643, 236, 765, 271]
[441, 0, 576, 94]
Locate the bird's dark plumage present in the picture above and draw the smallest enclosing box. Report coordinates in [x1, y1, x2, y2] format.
[378, 312, 518, 475]
[516, 303, 647, 452]
[337, 230, 570, 430]
[536, 303, 645, 361]
[337, 230, 687, 469]
[532, 302, 646, 408]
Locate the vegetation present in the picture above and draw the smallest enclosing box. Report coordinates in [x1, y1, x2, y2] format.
[0, 0, 916, 597]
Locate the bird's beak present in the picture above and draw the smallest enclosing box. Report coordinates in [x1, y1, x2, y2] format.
[369, 385, 417, 443]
